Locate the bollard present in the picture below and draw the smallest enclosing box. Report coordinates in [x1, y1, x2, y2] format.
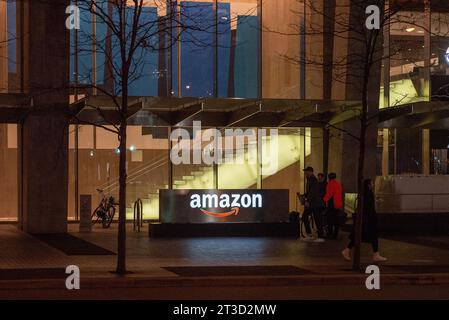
[133, 199, 143, 232]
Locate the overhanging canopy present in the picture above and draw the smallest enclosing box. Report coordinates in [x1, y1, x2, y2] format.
[378, 101, 449, 129]
[70, 96, 362, 128]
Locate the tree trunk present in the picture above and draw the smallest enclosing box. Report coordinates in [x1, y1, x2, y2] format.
[352, 74, 369, 271]
[116, 121, 127, 275]
[352, 117, 366, 271]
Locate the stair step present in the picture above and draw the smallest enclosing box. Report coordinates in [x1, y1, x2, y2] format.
[192, 171, 204, 176]
[183, 175, 194, 180]
[173, 180, 185, 185]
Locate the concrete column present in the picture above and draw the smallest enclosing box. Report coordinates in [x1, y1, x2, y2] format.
[422, 129, 430, 175]
[20, 0, 70, 233]
[382, 129, 389, 176]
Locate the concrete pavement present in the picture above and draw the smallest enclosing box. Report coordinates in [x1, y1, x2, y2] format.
[1, 223, 449, 299]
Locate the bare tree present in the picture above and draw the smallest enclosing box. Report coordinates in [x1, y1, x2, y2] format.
[266, 0, 423, 270]
[71, 0, 237, 275]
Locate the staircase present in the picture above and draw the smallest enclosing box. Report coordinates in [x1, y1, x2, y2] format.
[97, 133, 308, 220]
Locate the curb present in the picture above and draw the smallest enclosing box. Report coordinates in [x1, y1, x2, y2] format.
[1, 273, 449, 290]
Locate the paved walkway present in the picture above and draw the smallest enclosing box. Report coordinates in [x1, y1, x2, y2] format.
[1, 223, 449, 277]
[2, 224, 449, 299]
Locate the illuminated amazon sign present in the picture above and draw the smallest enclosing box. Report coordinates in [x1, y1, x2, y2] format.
[160, 189, 289, 223]
[190, 193, 262, 217]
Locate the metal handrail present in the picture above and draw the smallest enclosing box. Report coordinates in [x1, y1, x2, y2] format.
[133, 199, 144, 232]
[96, 134, 217, 192]
[98, 153, 168, 191]
[96, 130, 260, 195]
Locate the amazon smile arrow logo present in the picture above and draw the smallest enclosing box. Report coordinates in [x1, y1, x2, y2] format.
[190, 193, 263, 218]
[200, 207, 240, 217]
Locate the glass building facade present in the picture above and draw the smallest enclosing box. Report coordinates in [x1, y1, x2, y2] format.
[70, 0, 304, 99]
[3, 1, 449, 221]
[0, 1, 18, 221]
[378, 1, 449, 177]
[66, 0, 308, 220]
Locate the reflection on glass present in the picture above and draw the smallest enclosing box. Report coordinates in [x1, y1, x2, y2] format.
[262, 0, 301, 98]
[430, 3, 449, 99]
[73, 1, 167, 95]
[262, 129, 307, 212]
[218, 128, 258, 188]
[178, 0, 215, 97]
[0, 124, 18, 221]
[0, 1, 18, 92]
[172, 127, 215, 189]
[70, 125, 168, 221]
[396, 128, 422, 174]
[219, 0, 259, 98]
[389, 5, 429, 107]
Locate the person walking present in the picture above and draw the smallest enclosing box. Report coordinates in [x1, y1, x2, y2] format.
[342, 179, 387, 262]
[323, 173, 343, 239]
[302, 167, 325, 242]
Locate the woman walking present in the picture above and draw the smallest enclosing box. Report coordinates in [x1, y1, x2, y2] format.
[342, 179, 387, 262]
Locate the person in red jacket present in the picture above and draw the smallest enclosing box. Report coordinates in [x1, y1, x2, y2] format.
[323, 172, 343, 239]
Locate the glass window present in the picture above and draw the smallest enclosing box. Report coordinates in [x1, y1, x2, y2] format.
[70, 124, 169, 221]
[74, 2, 94, 85]
[126, 126, 169, 220]
[0, 124, 18, 221]
[0, 1, 18, 92]
[176, 0, 215, 97]
[430, 2, 449, 99]
[430, 129, 449, 175]
[172, 126, 215, 189]
[262, 128, 304, 212]
[389, 3, 429, 107]
[376, 128, 396, 176]
[396, 128, 422, 174]
[262, 0, 301, 98]
[74, 1, 166, 95]
[218, 0, 259, 98]
[217, 127, 258, 188]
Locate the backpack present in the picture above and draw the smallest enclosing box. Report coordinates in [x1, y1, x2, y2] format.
[289, 211, 300, 223]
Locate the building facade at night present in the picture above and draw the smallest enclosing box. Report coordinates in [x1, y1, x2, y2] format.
[0, 0, 449, 233]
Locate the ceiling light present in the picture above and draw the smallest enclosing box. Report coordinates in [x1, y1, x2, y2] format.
[406, 27, 415, 32]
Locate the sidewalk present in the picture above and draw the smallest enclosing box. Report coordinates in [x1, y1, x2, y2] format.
[1, 224, 449, 299]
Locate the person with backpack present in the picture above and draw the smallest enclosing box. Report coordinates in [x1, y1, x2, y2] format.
[302, 167, 325, 242]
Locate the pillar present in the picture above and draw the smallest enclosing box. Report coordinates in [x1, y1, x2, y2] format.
[20, 0, 70, 233]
